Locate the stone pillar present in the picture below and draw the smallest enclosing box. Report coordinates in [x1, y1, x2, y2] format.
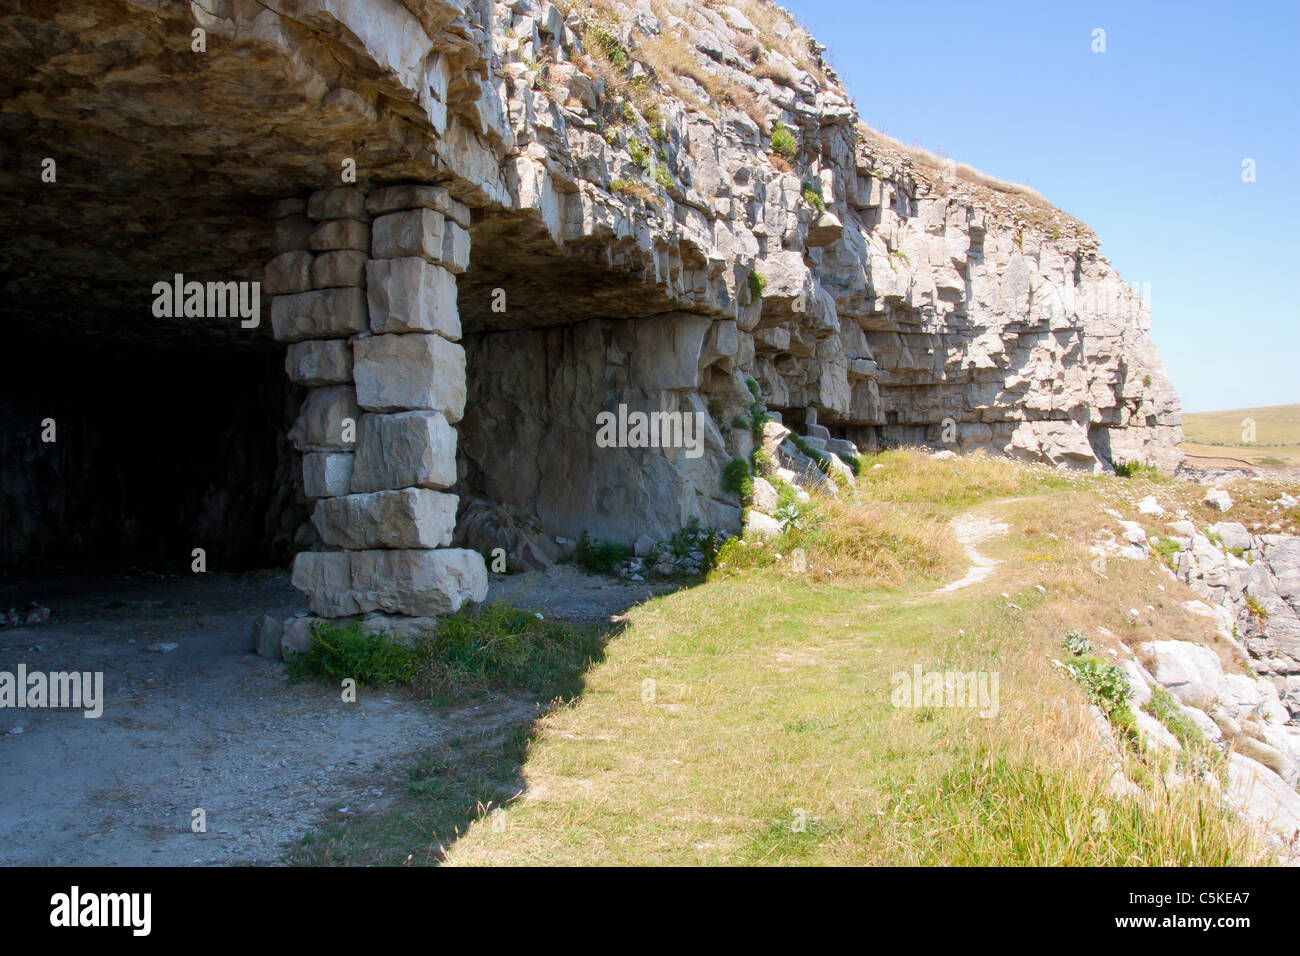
[266, 185, 486, 641]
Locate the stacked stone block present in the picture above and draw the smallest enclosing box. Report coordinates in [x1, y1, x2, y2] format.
[266, 186, 485, 640]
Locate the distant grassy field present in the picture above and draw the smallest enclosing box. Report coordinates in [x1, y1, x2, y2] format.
[1181, 404, 1300, 467]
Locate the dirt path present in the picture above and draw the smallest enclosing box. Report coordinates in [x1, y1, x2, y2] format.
[937, 511, 1011, 593]
[0, 567, 640, 866]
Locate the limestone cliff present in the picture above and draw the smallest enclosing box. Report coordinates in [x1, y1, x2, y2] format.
[0, 0, 1186, 577]
[470, 0, 1184, 466]
[450, 0, 1185, 537]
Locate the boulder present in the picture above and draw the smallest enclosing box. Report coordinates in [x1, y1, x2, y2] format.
[251, 614, 283, 659]
[1138, 640, 1226, 710]
[751, 476, 778, 512]
[1204, 488, 1233, 512]
[1208, 521, 1251, 552]
[744, 510, 781, 539]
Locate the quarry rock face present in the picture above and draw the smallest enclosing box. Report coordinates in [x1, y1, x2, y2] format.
[0, 0, 1183, 620]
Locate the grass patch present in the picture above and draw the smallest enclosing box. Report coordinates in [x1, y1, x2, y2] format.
[414, 603, 612, 702]
[290, 451, 1271, 866]
[285, 620, 419, 687]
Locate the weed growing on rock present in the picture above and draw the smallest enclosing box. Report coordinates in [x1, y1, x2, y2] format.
[770, 120, 797, 160]
[800, 180, 825, 211]
[1059, 632, 1131, 722]
[723, 458, 754, 504]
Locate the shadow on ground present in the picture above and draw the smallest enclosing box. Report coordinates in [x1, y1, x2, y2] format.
[0, 565, 653, 866]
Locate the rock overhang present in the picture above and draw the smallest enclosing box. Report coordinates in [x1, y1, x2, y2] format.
[0, 0, 1190, 626]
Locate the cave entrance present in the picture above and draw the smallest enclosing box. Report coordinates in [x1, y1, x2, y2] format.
[452, 214, 746, 572]
[0, 324, 305, 582]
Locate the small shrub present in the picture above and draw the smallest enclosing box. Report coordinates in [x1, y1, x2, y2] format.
[773, 502, 803, 531]
[1062, 630, 1093, 657]
[588, 21, 629, 71]
[1060, 632, 1132, 723]
[723, 458, 754, 504]
[770, 121, 797, 160]
[800, 180, 825, 212]
[609, 178, 654, 202]
[748, 270, 767, 300]
[752, 448, 773, 475]
[750, 405, 769, 443]
[653, 164, 675, 191]
[575, 531, 633, 574]
[628, 138, 651, 170]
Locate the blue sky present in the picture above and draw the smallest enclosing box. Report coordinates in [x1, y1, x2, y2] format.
[786, 0, 1299, 414]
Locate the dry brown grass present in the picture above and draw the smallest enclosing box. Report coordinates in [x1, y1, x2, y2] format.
[736, 0, 829, 87]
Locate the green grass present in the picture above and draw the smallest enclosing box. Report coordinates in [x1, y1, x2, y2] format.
[285, 620, 419, 687]
[1114, 460, 1160, 479]
[800, 180, 825, 211]
[1150, 535, 1181, 571]
[414, 603, 613, 702]
[284, 451, 1269, 867]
